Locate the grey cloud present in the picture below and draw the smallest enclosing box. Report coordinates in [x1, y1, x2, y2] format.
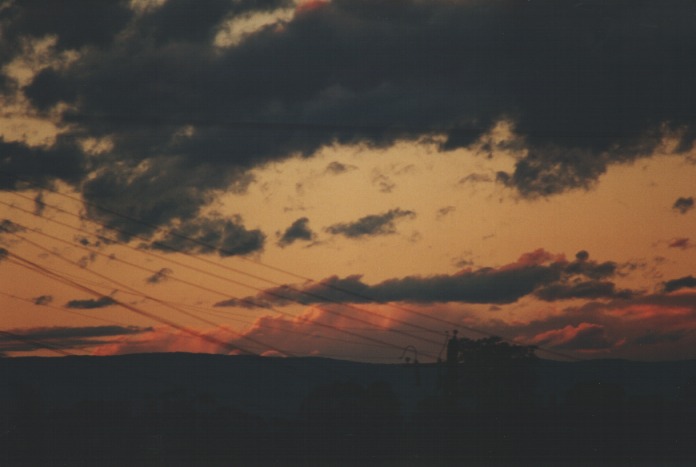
[229, 263, 564, 306]
[673, 196, 694, 214]
[0, 138, 87, 191]
[146, 267, 173, 284]
[325, 208, 415, 238]
[277, 217, 315, 247]
[325, 161, 356, 175]
[229, 249, 628, 306]
[458, 173, 493, 184]
[668, 238, 691, 250]
[535, 280, 634, 302]
[436, 206, 455, 218]
[33, 294, 53, 305]
[33, 191, 45, 216]
[371, 173, 395, 193]
[150, 215, 265, 257]
[0, 218, 25, 234]
[2, 0, 132, 51]
[633, 330, 691, 346]
[65, 296, 117, 309]
[663, 275, 696, 293]
[0, 325, 150, 352]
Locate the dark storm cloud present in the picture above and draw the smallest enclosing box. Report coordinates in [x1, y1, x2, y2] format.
[1, 0, 132, 51]
[0, 138, 87, 190]
[150, 215, 265, 257]
[325, 208, 415, 238]
[663, 275, 696, 293]
[0, 325, 150, 352]
[277, 217, 315, 247]
[2, 0, 696, 238]
[673, 197, 694, 214]
[65, 296, 117, 309]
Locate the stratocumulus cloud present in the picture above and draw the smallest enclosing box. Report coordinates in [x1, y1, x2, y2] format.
[0, 325, 151, 353]
[277, 217, 315, 247]
[217, 249, 629, 306]
[65, 296, 117, 309]
[325, 209, 416, 238]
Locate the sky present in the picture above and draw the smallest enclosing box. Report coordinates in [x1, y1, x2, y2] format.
[1, 0, 696, 362]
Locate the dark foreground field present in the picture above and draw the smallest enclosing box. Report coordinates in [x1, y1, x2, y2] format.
[1, 353, 695, 464]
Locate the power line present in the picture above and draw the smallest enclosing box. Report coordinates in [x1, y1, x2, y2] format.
[0, 172, 581, 361]
[1, 197, 446, 351]
[3, 216, 433, 359]
[3, 189, 448, 343]
[0, 330, 76, 356]
[6, 250, 259, 356]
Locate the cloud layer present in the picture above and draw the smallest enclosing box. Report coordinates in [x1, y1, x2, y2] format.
[217, 249, 629, 307]
[2, 0, 696, 243]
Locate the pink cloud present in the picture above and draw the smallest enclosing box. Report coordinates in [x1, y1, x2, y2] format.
[530, 322, 612, 351]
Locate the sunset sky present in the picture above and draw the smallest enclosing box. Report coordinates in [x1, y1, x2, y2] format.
[1, 0, 695, 362]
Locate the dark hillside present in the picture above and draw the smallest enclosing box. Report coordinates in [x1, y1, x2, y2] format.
[1, 354, 695, 463]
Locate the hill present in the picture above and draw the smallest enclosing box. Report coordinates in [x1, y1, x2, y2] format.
[1, 353, 695, 463]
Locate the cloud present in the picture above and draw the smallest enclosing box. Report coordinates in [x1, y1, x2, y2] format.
[325, 161, 356, 175]
[663, 275, 696, 293]
[534, 280, 634, 301]
[149, 215, 265, 256]
[436, 206, 455, 219]
[673, 196, 694, 214]
[0, 218, 26, 234]
[146, 267, 172, 284]
[277, 217, 315, 247]
[371, 173, 395, 193]
[228, 249, 626, 306]
[33, 294, 53, 305]
[458, 173, 493, 185]
[0, 247, 8, 262]
[1, 0, 695, 234]
[65, 296, 117, 309]
[325, 208, 415, 238]
[33, 191, 45, 215]
[668, 237, 692, 249]
[0, 325, 151, 353]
